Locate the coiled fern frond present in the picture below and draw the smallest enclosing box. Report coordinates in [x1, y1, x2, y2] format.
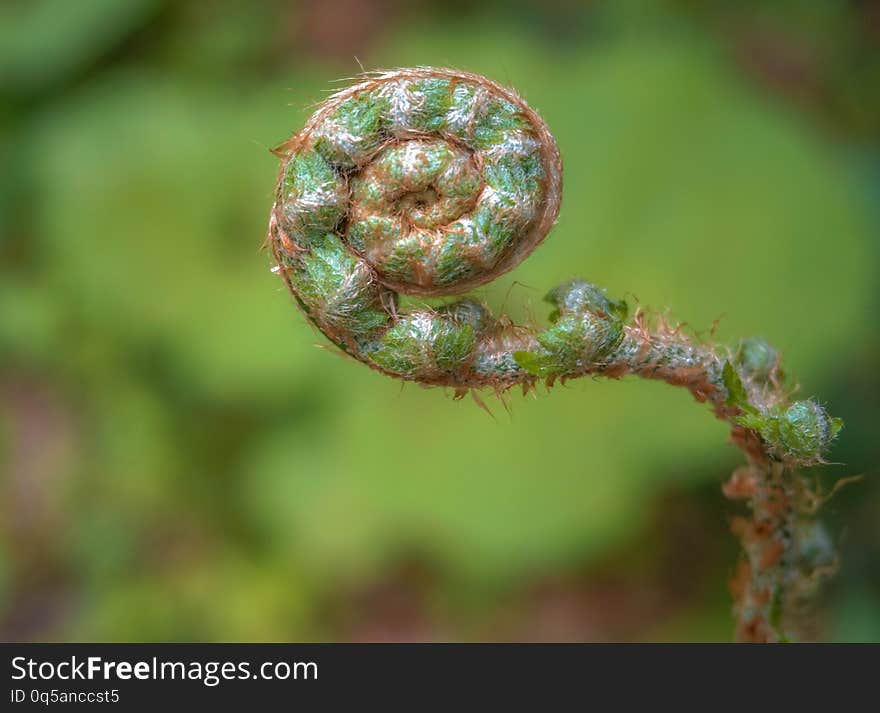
[267, 67, 842, 642]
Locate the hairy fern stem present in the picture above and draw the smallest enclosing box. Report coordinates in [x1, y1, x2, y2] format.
[267, 67, 842, 642]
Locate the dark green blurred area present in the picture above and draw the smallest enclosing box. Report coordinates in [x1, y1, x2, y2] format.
[0, 0, 878, 642]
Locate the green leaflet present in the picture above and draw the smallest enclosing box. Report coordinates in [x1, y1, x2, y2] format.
[736, 399, 843, 463]
[514, 281, 626, 378]
[722, 360, 756, 413]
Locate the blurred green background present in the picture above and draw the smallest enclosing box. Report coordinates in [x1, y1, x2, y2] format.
[1, 0, 878, 642]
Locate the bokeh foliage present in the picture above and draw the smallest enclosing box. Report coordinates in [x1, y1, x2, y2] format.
[1, 0, 878, 641]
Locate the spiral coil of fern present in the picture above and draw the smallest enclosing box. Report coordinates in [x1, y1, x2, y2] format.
[267, 67, 842, 642]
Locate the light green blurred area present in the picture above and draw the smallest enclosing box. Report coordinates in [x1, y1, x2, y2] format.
[1, 0, 878, 642]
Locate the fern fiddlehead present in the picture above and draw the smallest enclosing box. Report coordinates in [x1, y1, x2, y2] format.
[267, 67, 842, 642]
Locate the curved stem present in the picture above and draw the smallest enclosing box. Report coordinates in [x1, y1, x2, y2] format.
[727, 454, 799, 642]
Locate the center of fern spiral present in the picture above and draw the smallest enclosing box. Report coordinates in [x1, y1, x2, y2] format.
[346, 138, 484, 291]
